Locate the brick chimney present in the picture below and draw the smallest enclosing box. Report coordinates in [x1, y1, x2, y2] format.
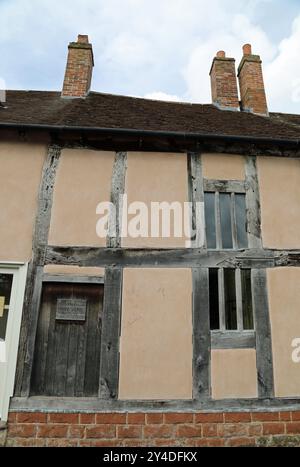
[62, 35, 94, 98]
[237, 44, 268, 116]
[210, 51, 239, 111]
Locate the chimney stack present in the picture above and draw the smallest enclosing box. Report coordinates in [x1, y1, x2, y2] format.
[62, 35, 94, 98]
[237, 44, 268, 116]
[210, 51, 239, 111]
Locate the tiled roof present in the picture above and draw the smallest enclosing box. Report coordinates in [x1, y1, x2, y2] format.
[0, 90, 299, 141]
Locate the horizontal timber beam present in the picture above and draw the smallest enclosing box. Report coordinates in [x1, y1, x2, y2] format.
[44, 246, 280, 269]
[211, 330, 256, 349]
[10, 396, 300, 413]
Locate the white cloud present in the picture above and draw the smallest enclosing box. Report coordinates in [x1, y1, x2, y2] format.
[144, 92, 182, 102]
[264, 15, 300, 112]
[0, 0, 299, 113]
[182, 14, 276, 103]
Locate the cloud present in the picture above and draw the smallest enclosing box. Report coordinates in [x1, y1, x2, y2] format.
[182, 13, 276, 103]
[144, 92, 182, 102]
[0, 0, 299, 112]
[264, 15, 300, 112]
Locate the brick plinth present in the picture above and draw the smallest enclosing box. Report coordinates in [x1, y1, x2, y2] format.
[5, 411, 300, 447]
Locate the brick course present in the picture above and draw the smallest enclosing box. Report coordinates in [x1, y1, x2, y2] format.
[5, 411, 300, 447]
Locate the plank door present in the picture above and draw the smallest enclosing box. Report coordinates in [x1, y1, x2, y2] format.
[31, 282, 103, 397]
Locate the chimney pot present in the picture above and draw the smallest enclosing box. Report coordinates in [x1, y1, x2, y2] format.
[243, 44, 252, 55]
[216, 50, 226, 58]
[77, 34, 89, 44]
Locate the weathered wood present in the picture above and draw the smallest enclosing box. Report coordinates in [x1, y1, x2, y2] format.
[204, 179, 246, 193]
[99, 267, 123, 399]
[231, 193, 238, 249]
[30, 294, 51, 395]
[215, 192, 222, 249]
[274, 251, 300, 267]
[192, 268, 210, 400]
[43, 274, 104, 284]
[211, 330, 255, 349]
[19, 132, 300, 158]
[107, 151, 127, 248]
[218, 268, 226, 331]
[187, 152, 205, 248]
[65, 324, 79, 397]
[252, 269, 274, 398]
[10, 394, 300, 413]
[15, 145, 61, 396]
[45, 246, 275, 269]
[245, 156, 262, 249]
[235, 268, 243, 331]
[31, 283, 103, 397]
[84, 293, 102, 397]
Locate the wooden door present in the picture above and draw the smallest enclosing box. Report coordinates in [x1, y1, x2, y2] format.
[31, 282, 103, 397]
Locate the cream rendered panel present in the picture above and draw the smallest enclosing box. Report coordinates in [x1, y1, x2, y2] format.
[202, 153, 245, 180]
[0, 142, 47, 262]
[49, 149, 114, 247]
[257, 157, 300, 249]
[122, 152, 190, 248]
[119, 268, 193, 400]
[211, 349, 258, 399]
[268, 268, 300, 397]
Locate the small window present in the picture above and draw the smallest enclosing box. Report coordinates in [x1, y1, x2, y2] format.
[204, 192, 248, 249]
[209, 268, 254, 331]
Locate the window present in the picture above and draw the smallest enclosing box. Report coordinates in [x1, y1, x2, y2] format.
[204, 183, 253, 332]
[209, 268, 254, 331]
[204, 192, 248, 249]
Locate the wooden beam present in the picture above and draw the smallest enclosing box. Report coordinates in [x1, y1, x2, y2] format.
[10, 395, 300, 413]
[252, 269, 274, 398]
[245, 156, 262, 249]
[107, 152, 127, 248]
[187, 152, 205, 248]
[192, 268, 210, 400]
[99, 267, 123, 399]
[45, 246, 276, 269]
[211, 330, 255, 349]
[42, 274, 104, 284]
[14, 145, 62, 397]
[204, 179, 246, 193]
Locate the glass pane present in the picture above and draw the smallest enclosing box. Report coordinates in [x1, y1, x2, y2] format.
[209, 269, 219, 330]
[241, 269, 254, 329]
[220, 193, 233, 249]
[235, 194, 248, 248]
[224, 269, 237, 330]
[204, 192, 216, 249]
[0, 274, 13, 340]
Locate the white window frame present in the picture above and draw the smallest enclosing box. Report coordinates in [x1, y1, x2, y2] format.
[0, 262, 27, 421]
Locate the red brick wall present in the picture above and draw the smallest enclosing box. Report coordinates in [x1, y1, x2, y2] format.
[5, 411, 300, 447]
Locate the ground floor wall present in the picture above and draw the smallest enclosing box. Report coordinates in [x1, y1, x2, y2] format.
[3, 410, 300, 447]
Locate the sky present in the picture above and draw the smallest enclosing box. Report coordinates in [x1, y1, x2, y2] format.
[0, 0, 299, 113]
